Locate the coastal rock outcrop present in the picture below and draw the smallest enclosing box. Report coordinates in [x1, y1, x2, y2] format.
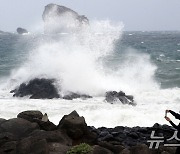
[0, 110, 177, 154]
[11, 78, 60, 99]
[105, 91, 135, 106]
[17, 27, 28, 34]
[42, 3, 89, 34]
[10, 78, 93, 100]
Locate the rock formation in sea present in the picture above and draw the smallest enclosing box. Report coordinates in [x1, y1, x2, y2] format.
[16, 27, 28, 34]
[42, 3, 89, 34]
[105, 91, 136, 106]
[0, 110, 177, 153]
[10, 78, 92, 100]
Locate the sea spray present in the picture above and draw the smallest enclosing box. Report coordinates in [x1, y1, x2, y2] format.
[0, 30, 180, 127]
[0, 19, 160, 98]
[5, 20, 125, 96]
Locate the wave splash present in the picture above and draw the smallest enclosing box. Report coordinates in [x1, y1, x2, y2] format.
[0, 19, 160, 99]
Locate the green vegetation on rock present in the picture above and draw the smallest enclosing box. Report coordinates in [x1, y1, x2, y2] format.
[67, 143, 93, 154]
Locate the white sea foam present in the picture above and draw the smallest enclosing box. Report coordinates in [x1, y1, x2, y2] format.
[0, 18, 180, 127]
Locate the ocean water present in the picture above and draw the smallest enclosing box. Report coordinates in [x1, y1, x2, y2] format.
[0, 22, 180, 128]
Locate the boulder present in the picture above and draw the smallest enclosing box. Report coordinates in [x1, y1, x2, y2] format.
[42, 3, 89, 34]
[29, 130, 72, 145]
[93, 145, 113, 154]
[11, 78, 60, 99]
[129, 144, 151, 154]
[0, 118, 39, 139]
[17, 136, 49, 154]
[17, 27, 28, 34]
[57, 111, 97, 144]
[0, 141, 17, 154]
[48, 142, 70, 154]
[37, 121, 57, 131]
[57, 111, 88, 139]
[17, 110, 43, 122]
[0, 118, 6, 125]
[0, 132, 17, 146]
[17, 110, 56, 131]
[105, 91, 136, 106]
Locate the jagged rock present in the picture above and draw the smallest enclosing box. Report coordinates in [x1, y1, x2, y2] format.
[57, 111, 87, 139]
[57, 110, 97, 144]
[0, 110, 178, 154]
[17, 27, 28, 34]
[105, 91, 136, 106]
[63, 92, 92, 100]
[42, 3, 89, 34]
[11, 78, 60, 99]
[0, 118, 39, 139]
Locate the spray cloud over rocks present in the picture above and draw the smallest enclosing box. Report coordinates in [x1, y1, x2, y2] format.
[1, 4, 159, 100]
[8, 21, 160, 98]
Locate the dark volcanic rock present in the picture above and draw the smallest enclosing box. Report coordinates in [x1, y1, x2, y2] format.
[17, 136, 49, 154]
[17, 27, 28, 34]
[93, 145, 113, 154]
[105, 91, 136, 106]
[63, 92, 92, 100]
[30, 130, 72, 145]
[0, 141, 17, 154]
[48, 142, 70, 154]
[42, 3, 89, 34]
[57, 111, 88, 139]
[17, 110, 56, 131]
[57, 110, 97, 144]
[0, 118, 39, 139]
[11, 78, 60, 99]
[0, 110, 177, 154]
[17, 110, 43, 122]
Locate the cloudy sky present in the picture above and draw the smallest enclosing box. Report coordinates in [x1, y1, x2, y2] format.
[0, 0, 180, 32]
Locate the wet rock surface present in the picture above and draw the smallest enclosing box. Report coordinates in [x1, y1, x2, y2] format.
[11, 78, 60, 99]
[105, 91, 136, 106]
[10, 78, 93, 100]
[0, 110, 177, 153]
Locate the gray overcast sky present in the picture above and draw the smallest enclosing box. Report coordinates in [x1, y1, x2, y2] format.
[0, 0, 180, 32]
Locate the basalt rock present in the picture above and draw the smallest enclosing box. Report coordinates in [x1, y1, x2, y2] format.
[17, 110, 43, 122]
[57, 110, 97, 144]
[17, 27, 28, 35]
[11, 78, 60, 99]
[42, 3, 89, 34]
[105, 91, 136, 106]
[63, 92, 92, 100]
[10, 78, 93, 100]
[0, 118, 39, 139]
[0, 110, 177, 154]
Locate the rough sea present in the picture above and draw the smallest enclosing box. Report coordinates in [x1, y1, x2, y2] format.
[0, 23, 180, 128]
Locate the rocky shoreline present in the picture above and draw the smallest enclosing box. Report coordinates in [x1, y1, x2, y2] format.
[0, 110, 177, 154]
